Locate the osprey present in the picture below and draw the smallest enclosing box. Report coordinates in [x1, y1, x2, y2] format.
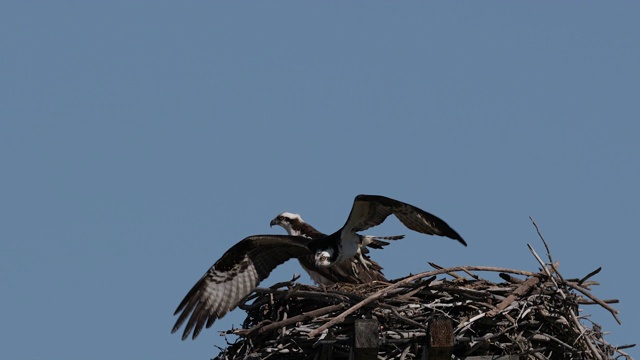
[172, 194, 466, 340]
[269, 212, 404, 285]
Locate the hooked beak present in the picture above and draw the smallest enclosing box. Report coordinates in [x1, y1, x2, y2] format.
[269, 218, 278, 228]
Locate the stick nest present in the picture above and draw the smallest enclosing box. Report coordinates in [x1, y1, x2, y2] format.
[214, 231, 634, 359]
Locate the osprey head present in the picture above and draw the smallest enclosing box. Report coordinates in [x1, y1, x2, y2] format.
[314, 248, 334, 267]
[270, 212, 305, 236]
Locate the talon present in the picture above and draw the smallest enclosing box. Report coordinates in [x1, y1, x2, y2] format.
[358, 253, 370, 270]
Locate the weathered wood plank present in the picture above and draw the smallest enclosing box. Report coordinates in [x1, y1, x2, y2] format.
[353, 319, 379, 360]
[318, 343, 333, 360]
[425, 317, 453, 360]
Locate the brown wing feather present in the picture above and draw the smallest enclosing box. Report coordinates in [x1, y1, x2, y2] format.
[356, 261, 387, 283]
[343, 194, 467, 246]
[172, 235, 311, 340]
[295, 221, 325, 239]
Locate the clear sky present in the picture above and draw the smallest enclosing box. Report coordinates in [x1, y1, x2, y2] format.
[1, 2, 638, 359]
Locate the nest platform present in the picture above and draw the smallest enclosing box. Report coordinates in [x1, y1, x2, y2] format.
[214, 233, 634, 359]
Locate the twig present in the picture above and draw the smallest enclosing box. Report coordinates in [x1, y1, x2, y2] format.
[236, 304, 346, 336]
[386, 305, 429, 330]
[578, 267, 602, 286]
[429, 262, 464, 280]
[565, 281, 622, 325]
[527, 243, 567, 300]
[269, 274, 301, 289]
[487, 276, 540, 317]
[530, 217, 565, 283]
[499, 273, 525, 284]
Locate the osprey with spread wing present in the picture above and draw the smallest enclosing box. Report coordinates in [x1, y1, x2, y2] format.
[172, 194, 466, 340]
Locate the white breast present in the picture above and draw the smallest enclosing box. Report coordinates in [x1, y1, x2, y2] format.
[336, 232, 360, 263]
[298, 261, 334, 285]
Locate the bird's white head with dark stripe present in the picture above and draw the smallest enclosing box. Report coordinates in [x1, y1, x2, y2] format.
[270, 212, 305, 236]
[314, 247, 334, 267]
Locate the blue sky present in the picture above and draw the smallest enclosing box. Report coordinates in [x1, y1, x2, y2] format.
[1, 2, 638, 359]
